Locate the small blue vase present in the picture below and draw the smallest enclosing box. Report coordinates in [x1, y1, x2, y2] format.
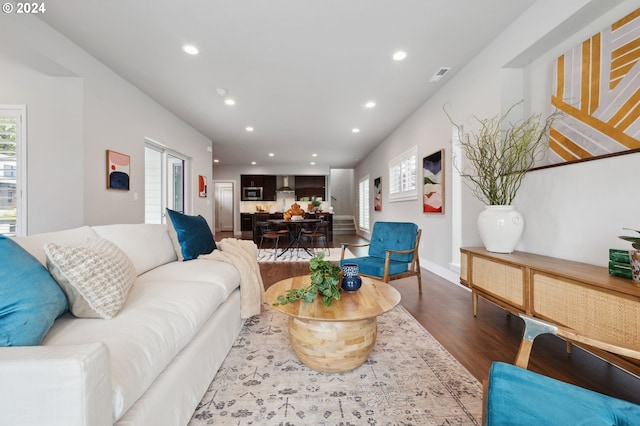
[341, 263, 362, 292]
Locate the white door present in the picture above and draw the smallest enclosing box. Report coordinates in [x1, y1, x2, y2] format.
[215, 182, 233, 232]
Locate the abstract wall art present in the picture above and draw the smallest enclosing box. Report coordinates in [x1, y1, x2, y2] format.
[106, 150, 130, 190]
[547, 8, 640, 167]
[199, 175, 207, 197]
[423, 149, 444, 214]
[374, 176, 382, 211]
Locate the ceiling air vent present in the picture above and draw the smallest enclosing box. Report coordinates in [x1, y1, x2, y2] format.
[429, 67, 451, 82]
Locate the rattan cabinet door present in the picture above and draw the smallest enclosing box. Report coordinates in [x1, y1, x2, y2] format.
[471, 256, 526, 312]
[532, 272, 640, 348]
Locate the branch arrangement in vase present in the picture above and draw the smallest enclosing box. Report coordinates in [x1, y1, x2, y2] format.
[445, 101, 559, 206]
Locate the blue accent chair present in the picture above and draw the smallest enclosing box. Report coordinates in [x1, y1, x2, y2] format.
[484, 314, 640, 425]
[339, 221, 422, 293]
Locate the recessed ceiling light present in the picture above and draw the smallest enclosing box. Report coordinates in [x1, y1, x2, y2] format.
[182, 44, 199, 55]
[224, 99, 236, 106]
[352, 128, 360, 133]
[364, 101, 376, 109]
[392, 50, 407, 61]
[213, 159, 219, 163]
[310, 162, 315, 165]
[269, 153, 274, 157]
[251, 161, 256, 165]
[312, 153, 317, 157]
[245, 126, 254, 132]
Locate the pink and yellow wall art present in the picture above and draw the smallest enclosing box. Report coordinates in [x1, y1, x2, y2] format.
[106, 150, 130, 190]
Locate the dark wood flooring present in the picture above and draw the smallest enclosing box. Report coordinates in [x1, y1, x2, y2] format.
[219, 231, 640, 405]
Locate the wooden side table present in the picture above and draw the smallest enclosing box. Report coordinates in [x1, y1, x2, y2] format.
[265, 275, 401, 373]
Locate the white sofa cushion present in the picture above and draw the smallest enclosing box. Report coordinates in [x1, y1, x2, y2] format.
[92, 224, 177, 275]
[135, 258, 241, 299]
[13, 226, 98, 266]
[44, 237, 137, 319]
[41, 259, 238, 422]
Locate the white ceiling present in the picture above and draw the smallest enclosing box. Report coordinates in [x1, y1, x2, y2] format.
[37, 0, 535, 169]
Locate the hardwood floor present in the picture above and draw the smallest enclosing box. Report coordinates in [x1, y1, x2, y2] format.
[219, 230, 640, 405]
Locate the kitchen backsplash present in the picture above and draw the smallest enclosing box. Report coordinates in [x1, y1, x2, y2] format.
[241, 199, 330, 213]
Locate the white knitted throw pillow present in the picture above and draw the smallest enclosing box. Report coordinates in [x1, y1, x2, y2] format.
[44, 237, 137, 319]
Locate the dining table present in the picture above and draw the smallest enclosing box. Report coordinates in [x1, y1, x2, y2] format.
[268, 218, 320, 258]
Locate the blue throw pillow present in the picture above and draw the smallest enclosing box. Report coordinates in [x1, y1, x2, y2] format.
[166, 209, 217, 261]
[0, 235, 68, 346]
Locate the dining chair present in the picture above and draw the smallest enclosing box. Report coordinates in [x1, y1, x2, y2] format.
[301, 221, 330, 255]
[257, 221, 281, 258]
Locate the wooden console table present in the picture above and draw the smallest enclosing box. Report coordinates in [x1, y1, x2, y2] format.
[460, 247, 640, 374]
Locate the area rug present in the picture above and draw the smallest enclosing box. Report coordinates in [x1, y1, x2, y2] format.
[188, 305, 483, 425]
[257, 247, 355, 263]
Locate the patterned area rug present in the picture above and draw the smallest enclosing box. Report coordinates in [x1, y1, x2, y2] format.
[257, 247, 355, 263]
[188, 305, 483, 425]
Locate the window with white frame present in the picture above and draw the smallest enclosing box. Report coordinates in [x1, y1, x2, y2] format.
[358, 175, 370, 232]
[144, 140, 188, 224]
[388, 146, 417, 202]
[0, 106, 26, 236]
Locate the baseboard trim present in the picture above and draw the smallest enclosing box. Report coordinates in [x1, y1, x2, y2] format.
[420, 257, 468, 290]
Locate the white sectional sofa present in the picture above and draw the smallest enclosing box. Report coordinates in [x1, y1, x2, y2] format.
[0, 223, 246, 426]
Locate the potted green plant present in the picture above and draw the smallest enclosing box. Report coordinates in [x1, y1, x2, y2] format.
[310, 197, 322, 212]
[445, 101, 558, 253]
[274, 252, 341, 306]
[619, 228, 640, 250]
[620, 229, 640, 284]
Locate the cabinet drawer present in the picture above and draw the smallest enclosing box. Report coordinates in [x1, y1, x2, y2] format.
[471, 257, 525, 309]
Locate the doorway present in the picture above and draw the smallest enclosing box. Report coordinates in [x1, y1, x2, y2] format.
[214, 181, 234, 233]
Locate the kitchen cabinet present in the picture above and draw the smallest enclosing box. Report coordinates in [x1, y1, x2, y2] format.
[241, 175, 264, 188]
[240, 213, 253, 232]
[240, 175, 276, 201]
[263, 175, 277, 201]
[295, 175, 326, 200]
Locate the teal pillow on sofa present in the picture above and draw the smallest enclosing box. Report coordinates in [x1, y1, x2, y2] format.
[0, 234, 67, 346]
[166, 209, 217, 261]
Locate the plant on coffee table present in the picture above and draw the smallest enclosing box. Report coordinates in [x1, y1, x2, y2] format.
[275, 252, 341, 307]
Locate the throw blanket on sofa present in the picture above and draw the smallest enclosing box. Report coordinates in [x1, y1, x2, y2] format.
[200, 238, 265, 318]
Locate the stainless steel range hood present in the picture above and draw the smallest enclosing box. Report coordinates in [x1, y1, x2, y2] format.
[276, 176, 295, 192]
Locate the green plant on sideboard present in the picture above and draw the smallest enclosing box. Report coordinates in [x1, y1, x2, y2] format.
[274, 252, 341, 307]
[619, 228, 640, 250]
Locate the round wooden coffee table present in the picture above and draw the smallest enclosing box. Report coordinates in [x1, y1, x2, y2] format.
[265, 275, 401, 373]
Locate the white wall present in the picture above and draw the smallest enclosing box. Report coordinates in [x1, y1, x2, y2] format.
[0, 13, 213, 233]
[355, 0, 639, 280]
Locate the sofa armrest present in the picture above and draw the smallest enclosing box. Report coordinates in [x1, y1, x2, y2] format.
[0, 343, 112, 426]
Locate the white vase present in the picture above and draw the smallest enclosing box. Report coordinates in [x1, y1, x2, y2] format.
[477, 205, 524, 253]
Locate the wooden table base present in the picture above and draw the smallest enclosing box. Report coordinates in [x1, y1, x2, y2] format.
[288, 316, 377, 373]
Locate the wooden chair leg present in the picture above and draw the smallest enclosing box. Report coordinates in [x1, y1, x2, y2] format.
[514, 315, 559, 369]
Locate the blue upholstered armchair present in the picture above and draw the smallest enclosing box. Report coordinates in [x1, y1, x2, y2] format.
[339, 221, 422, 293]
[484, 315, 640, 425]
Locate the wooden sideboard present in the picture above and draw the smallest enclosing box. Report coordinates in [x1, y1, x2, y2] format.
[460, 247, 640, 374]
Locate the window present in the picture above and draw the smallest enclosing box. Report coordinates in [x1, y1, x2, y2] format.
[0, 106, 26, 236]
[358, 175, 370, 232]
[144, 140, 188, 224]
[388, 146, 417, 202]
